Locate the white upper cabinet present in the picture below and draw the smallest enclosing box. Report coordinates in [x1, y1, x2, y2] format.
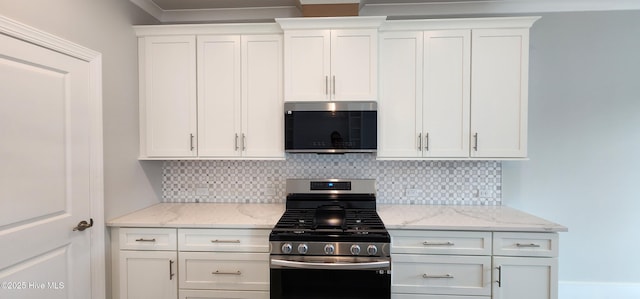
[241, 35, 284, 158]
[423, 30, 471, 158]
[378, 29, 470, 159]
[136, 24, 284, 160]
[283, 30, 331, 101]
[471, 28, 529, 158]
[378, 31, 423, 158]
[278, 17, 386, 102]
[378, 17, 538, 159]
[140, 35, 197, 158]
[198, 34, 284, 159]
[197, 35, 242, 157]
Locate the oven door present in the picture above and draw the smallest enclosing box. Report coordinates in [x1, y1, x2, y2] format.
[270, 255, 391, 299]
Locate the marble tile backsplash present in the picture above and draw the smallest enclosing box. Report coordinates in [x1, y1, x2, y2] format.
[162, 154, 501, 205]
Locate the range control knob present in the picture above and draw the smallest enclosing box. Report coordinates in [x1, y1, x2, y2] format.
[350, 245, 361, 255]
[324, 244, 335, 255]
[298, 243, 309, 254]
[281, 243, 293, 254]
[367, 245, 378, 256]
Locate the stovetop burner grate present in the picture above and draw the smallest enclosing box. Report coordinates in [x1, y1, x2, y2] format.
[271, 208, 387, 233]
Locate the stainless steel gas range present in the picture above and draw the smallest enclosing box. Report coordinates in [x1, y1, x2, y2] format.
[269, 179, 391, 299]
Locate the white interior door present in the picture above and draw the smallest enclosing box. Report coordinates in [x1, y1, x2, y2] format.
[0, 20, 102, 298]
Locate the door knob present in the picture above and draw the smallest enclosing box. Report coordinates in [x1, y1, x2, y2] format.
[73, 218, 94, 231]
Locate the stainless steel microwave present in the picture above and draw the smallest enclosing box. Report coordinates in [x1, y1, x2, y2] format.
[284, 101, 377, 153]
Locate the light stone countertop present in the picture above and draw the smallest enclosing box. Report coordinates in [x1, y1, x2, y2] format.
[377, 204, 567, 232]
[107, 203, 285, 229]
[107, 203, 567, 232]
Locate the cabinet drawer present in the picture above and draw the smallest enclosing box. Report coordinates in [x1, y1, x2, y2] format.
[180, 289, 269, 299]
[119, 228, 177, 250]
[178, 228, 270, 252]
[179, 252, 270, 291]
[390, 230, 492, 255]
[392, 254, 491, 296]
[493, 232, 558, 257]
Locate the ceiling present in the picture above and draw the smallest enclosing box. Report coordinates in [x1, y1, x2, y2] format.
[130, 0, 640, 23]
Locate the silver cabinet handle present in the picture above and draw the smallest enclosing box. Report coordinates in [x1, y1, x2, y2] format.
[325, 76, 329, 95]
[234, 133, 239, 151]
[496, 265, 502, 287]
[212, 270, 241, 275]
[135, 238, 156, 242]
[169, 260, 175, 280]
[211, 239, 241, 243]
[516, 243, 541, 248]
[190, 134, 195, 151]
[417, 133, 422, 151]
[423, 241, 454, 246]
[332, 75, 336, 95]
[242, 134, 246, 151]
[423, 273, 454, 279]
[473, 133, 478, 151]
[425, 132, 429, 151]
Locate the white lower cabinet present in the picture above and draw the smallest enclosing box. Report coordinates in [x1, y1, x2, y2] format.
[392, 254, 491, 296]
[113, 227, 270, 299]
[178, 228, 271, 299]
[112, 227, 179, 299]
[390, 230, 559, 299]
[492, 256, 557, 299]
[179, 252, 269, 291]
[119, 250, 178, 299]
[492, 232, 559, 299]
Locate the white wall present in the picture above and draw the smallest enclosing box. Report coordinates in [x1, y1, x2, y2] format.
[503, 10, 640, 297]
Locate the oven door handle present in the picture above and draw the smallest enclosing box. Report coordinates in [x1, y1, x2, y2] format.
[271, 259, 390, 270]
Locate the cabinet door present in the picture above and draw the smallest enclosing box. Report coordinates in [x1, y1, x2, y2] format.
[392, 254, 491, 296]
[471, 28, 529, 158]
[197, 35, 242, 157]
[141, 35, 197, 157]
[492, 256, 558, 299]
[378, 31, 423, 158]
[179, 252, 270, 291]
[331, 29, 378, 101]
[241, 35, 284, 158]
[423, 30, 471, 157]
[119, 250, 177, 299]
[283, 30, 330, 101]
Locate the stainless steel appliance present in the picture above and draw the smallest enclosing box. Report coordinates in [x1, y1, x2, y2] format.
[284, 101, 377, 153]
[269, 179, 390, 299]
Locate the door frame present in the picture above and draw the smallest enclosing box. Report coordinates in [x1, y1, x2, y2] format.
[0, 15, 105, 299]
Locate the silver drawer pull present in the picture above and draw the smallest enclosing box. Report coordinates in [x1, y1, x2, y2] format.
[135, 238, 156, 242]
[211, 239, 241, 243]
[212, 270, 241, 275]
[423, 273, 454, 279]
[516, 243, 541, 248]
[423, 241, 454, 246]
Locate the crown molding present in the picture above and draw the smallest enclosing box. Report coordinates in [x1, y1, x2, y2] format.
[379, 16, 541, 31]
[361, 0, 640, 18]
[130, 0, 640, 23]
